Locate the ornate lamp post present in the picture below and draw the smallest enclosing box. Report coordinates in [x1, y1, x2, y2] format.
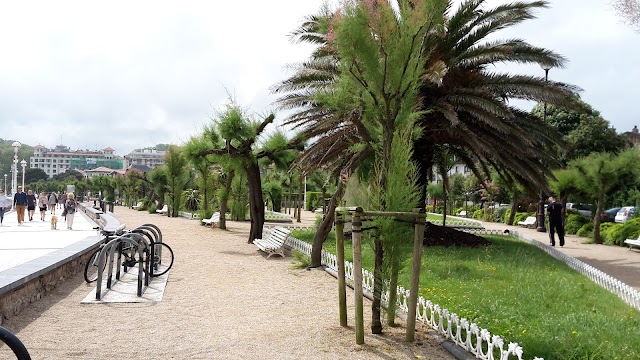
[11, 141, 20, 197]
[21, 159, 27, 189]
[536, 65, 552, 232]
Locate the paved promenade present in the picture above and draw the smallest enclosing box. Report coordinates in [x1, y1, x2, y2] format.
[480, 220, 640, 290]
[0, 208, 96, 273]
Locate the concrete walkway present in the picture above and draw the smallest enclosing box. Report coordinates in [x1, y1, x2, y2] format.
[0, 208, 96, 273]
[480, 220, 640, 290]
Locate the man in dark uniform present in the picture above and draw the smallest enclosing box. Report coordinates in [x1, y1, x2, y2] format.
[547, 196, 564, 247]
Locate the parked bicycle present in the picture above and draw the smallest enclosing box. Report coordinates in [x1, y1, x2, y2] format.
[84, 224, 174, 283]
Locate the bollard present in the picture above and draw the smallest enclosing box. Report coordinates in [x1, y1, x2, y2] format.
[352, 207, 364, 345]
[335, 212, 347, 327]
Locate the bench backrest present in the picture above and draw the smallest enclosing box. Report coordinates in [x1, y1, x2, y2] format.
[267, 227, 291, 246]
[524, 216, 536, 223]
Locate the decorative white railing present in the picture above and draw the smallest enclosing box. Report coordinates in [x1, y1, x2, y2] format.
[276, 226, 640, 360]
[506, 230, 640, 311]
[427, 219, 484, 228]
[279, 229, 536, 360]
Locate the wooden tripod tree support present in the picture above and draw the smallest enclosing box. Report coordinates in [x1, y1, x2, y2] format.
[334, 207, 426, 345]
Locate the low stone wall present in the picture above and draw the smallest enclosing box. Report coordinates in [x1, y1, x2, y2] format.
[0, 250, 94, 326]
[0, 204, 120, 325]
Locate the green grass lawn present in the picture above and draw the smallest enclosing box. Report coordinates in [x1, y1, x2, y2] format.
[291, 230, 640, 360]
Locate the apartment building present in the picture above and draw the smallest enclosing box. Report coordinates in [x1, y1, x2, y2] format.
[30, 145, 123, 178]
[124, 148, 166, 169]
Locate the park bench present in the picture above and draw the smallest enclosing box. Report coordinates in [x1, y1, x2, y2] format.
[132, 201, 143, 210]
[457, 210, 467, 217]
[624, 234, 640, 250]
[253, 226, 291, 259]
[156, 204, 168, 215]
[201, 212, 220, 227]
[517, 216, 536, 228]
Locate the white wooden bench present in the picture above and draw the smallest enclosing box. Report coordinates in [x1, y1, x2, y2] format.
[132, 201, 143, 210]
[201, 212, 220, 227]
[457, 210, 467, 217]
[253, 226, 292, 259]
[517, 216, 536, 228]
[624, 235, 640, 250]
[156, 204, 168, 215]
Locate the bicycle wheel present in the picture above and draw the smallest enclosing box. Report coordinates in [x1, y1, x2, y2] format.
[84, 248, 106, 283]
[149, 242, 174, 277]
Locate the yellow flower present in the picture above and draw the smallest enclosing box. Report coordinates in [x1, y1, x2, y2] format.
[572, 330, 577, 335]
[522, 329, 527, 334]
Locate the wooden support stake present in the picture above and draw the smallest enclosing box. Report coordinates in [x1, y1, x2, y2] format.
[406, 209, 425, 342]
[335, 212, 347, 327]
[352, 207, 365, 344]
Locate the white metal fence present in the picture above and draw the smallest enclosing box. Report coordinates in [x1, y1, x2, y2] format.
[275, 226, 640, 360]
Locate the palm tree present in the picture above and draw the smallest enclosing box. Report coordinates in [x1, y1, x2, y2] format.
[274, 0, 580, 268]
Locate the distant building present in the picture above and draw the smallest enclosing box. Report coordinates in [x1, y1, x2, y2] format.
[124, 148, 166, 169]
[30, 145, 124, 178]
[82, 166, 119, 179]
[624, 126, 640, 148]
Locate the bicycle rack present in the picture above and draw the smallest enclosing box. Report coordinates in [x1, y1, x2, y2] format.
[95, 232, 150, 300]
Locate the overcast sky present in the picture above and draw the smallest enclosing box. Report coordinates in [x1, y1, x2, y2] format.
[0, 0, 637, 157]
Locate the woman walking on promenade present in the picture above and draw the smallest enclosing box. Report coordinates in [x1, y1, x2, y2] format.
[65, 193, 77, 230]
[48, 192, 57, 215]
[26, 190, 37, 221]
[38, 192, 48, 221]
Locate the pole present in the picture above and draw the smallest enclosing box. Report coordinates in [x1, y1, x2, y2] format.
[335, 212, 347, 327]
[407, 209, 425, 342]
[352, 207, 364, 344]
[21, 160, 26, 189]
[537, 67, 550, 232]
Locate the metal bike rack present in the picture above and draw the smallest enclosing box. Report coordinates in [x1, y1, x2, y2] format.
[95, 232, 150, 300]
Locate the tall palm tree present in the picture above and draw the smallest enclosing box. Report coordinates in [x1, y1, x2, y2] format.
[274, 0, 580, 267]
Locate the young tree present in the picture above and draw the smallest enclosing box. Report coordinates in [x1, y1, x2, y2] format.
[572, 149, 640, 243]
[165, 146, 189, 217]
[187, 101, 302, 242]
[613, 0, 640, 31]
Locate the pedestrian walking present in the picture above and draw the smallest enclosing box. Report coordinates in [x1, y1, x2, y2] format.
[547, 196, 565, 247]
[48, 192, 57, 215]
[26, 190, 37, 221]
[13, 186, 27, 225]
[0, 189, 8, 226]
[65, 193, 77, 230]
[59, 192, 67, 210]
[38, 191, 48, 221]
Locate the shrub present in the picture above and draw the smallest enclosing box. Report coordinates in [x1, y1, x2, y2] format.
[604, 218, 640, 246]
[599, 222, 619, 245]
[514, 212, 534, 224]
[147, 203, 157, 214]
[565, 214, 589, 235]
[576, 222, 594, 238]
[305, 192, 324, 211]
[494, 207, 508, 223]
[472, 209, 483, 220]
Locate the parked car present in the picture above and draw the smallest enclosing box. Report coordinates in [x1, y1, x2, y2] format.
[615, 206, 637, 223]
[566, 203, 593, 219]
[601, 207, 622, 222]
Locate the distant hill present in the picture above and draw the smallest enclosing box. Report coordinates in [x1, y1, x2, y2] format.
[0, 139, 34, 178]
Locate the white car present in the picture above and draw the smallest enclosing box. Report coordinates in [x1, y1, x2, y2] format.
[614, 206, 637, 223]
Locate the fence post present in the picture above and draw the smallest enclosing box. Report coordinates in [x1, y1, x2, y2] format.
[352, 207, 365, 344]
[335, 211, 347, 327]
[406, 209, 425, 342]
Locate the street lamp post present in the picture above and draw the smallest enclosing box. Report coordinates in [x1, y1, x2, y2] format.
[536, 66, 552, 232]
[11, 142, 21, 197]
[21, 159, 27, 190]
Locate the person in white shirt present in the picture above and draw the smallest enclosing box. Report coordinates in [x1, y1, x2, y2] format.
[0, 189, 8, 226]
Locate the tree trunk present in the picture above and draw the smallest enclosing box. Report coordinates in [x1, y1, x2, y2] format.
[371, 234, 384, 334]
[310, 179, 344, 267]
[219, 170, 234, 230]
[508, 194, 518, 225]
[386, 258, 400, 326]
[297, 173, 303, 223]
[246, 161, 265, 243]
[593, 180, 606, 244]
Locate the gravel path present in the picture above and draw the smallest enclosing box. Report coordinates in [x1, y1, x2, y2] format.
[0, 207, 454, 359]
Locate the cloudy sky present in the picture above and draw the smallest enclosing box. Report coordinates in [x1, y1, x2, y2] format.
[0, 0, 637, 157]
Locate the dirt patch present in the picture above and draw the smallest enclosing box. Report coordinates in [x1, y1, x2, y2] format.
[423, 222, 492, 247]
